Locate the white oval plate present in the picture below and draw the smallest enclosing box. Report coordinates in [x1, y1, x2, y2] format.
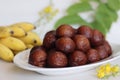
[13, 43, 120, 76]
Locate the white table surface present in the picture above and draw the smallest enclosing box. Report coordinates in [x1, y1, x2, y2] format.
[0, 0, 120, 80]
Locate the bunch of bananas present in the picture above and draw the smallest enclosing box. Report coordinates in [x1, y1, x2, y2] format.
[0, 22, 42, 62]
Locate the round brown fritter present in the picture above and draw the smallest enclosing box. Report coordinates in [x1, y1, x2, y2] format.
[30, 45, 42, 53]
[77, 25, 93, 40]
[56, 24, 75, 38]
[87, 49, 100, 63]
[96, 45, 108, 60]
[55, 37, 75, 54]
[103, 41, 112, 56]
[73, 35, 90, 52]
[47, 51, 68, 68]
[43, 30, 56, 49]
[74, 29, 78, 34]
[91, 29, 105, 47]
[28, 25, 112, 68]
[29, 46, 47, 67]
[69, 50, 87, 66]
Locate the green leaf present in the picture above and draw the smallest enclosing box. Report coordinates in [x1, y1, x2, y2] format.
[97, 3, 118, 22]
[54, 14, 90, 29]
[95, 12, 112, 31]
[107, 0, 120, 11]
[80, 0, 100, 2]
[80, 0, 89, 2]
[90, 0, 100, 2]
[67, 2, 92, 15]
[54, 0, 119, 36]
[106, 6, 118, 22]
[91, 21, 107, 35]
[95, 4, 116, 31]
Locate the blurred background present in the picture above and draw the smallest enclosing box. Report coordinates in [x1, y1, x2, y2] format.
[0, 0, 120, 44]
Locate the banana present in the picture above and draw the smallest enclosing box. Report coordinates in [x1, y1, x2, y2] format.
[12, 22, 36, 32]
[18, 31, 42, 46]
[0, 37, 27, 51]
[0, 43, 14, 62]
[12, 44, 33, 55]
[26, 44, 34, 49]
[13, 44, 33, 55]
[13, 51, 19, 55]
[0, 27, 13, 38]
[9, 25, 27, 37]
[12, 50, 23, 55]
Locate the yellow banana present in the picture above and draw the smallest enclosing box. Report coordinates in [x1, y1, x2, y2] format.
[26, 44, 34, 49]
[0, 37, 27, 51]
[9, 25, 27, 37]
[13, 44, 33, 55]
[13, 51, 19, 55]
[12, 44, 33, 55]
[12, 50, 23, 55]
[0, 27, 13, 38]
[0, 43, 14, 62]
[18, 31, 42, 46]
[12, 22, 35, 32]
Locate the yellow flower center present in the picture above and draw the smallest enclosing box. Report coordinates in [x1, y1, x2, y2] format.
[97, 71, 105, 78]
[44, 6, 52, 13]
[105, 64, 111, 74]
[111, 66, 120, 73]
